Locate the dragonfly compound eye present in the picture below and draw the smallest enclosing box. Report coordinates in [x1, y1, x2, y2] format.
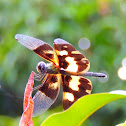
[36, 61, 46, 73]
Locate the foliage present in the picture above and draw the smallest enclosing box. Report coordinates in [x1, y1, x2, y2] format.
[1, 91, 126, 126]
[0, 0, 126, 126]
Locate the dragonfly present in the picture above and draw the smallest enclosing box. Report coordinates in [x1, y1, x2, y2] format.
[15, 34, 107, 117]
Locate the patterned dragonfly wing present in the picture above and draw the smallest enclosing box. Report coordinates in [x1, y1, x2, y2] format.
[53, 38, 90, 74]
[15, 34, 58, 65]
[62, 75, 92, 110]
[33, 74, 60, 117]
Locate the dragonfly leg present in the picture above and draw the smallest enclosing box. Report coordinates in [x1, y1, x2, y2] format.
[33, 72, 46, 81]
[33, 74, 48, 91]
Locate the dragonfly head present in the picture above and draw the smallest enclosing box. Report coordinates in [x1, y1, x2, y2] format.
[36, 61, 47, 74]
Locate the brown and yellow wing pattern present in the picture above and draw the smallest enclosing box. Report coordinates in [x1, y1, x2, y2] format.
[33, 74, 60, 116]
[15, 34, 58, 65]
[62, 75, 92, 110]
[53, 38, 90, 74]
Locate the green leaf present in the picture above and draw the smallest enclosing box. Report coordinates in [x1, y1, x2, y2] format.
[41, 90, 126, 126]
[116, 121, 126, 126]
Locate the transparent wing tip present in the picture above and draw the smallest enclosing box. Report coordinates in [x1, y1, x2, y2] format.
[15, 34, 22, 40]
[54, 38, 70, 44]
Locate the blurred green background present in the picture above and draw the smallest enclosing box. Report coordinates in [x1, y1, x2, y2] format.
[0, 0, 126, 126]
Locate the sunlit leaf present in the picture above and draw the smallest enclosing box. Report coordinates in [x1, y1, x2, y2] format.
[41, 91, 126, 126]
[116, 121, 126, 126]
